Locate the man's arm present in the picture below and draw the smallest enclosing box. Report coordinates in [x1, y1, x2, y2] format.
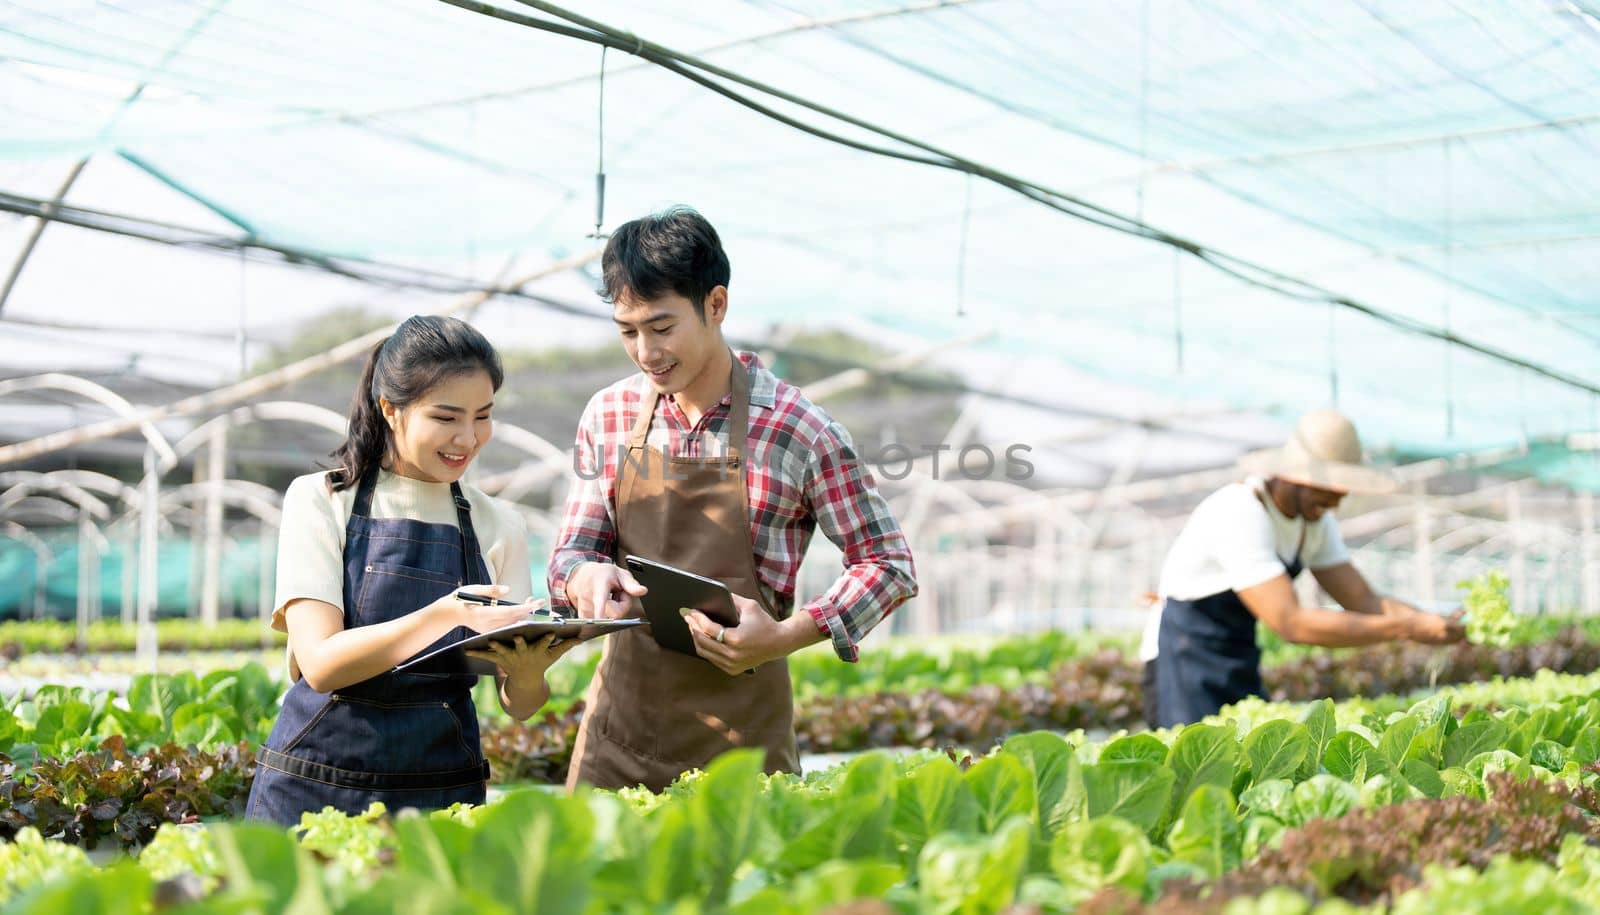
[794, 420, 917, 661]
[1237, 574, 1461, 646]
[1312, 562, 1422, 616]
[547, 406, 618, 614]
[683, 419, 916, 671]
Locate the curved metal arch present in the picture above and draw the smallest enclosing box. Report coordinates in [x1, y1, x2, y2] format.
[479, 462, 568, 502]
[102, 508, 178, 539]
[488, 421, 568, 465]
[104, 479, 283, 533]
[1433, 519, 1576, 557]
[1, 469, 143, 509]
[0, 373, 177, 466]
[1368, 512, 1482, 551]
[0, 520, 53, 557]
[158, 480, 284, 527]
[0, 496, 81, 525]
[0, 474, 112, 521]
[1457, 531, 1540, 564]
[161, 401, 347, 474]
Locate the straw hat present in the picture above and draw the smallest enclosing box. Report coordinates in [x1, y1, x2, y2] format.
[1238, 409, 1394, 495]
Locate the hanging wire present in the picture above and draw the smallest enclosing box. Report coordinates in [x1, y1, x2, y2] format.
[236, 248, 248, 379]
[1590, 393, 1598, 474]
[1443, 137, 1455, 439]
[589, 44, 609, 238]
[1328, 301, 1340, 407]
[433, 0, 1600, 400]
[1518, 367, 1530, 448]
[1172, 247, 1184, 374]
[1136, 0, 1150, 225]
[955, 173, 972, 317]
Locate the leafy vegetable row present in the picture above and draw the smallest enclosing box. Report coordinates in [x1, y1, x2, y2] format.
[0, 619, 282, 658]
[485, 627, 1600, 783]
[5, 672, 1599, 912]
[0, 665, 279, 767]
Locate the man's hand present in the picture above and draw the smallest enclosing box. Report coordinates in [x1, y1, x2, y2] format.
[567, 561, 647, 619]
[1404, 608, 1467, 645]
[682, 594, 821, 676]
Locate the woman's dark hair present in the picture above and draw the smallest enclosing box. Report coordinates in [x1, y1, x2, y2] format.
[601, 206, 730, 320]
[327, 315, 504, 491]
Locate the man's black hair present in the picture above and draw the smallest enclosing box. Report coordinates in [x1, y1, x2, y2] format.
[601, 206, 730, 320]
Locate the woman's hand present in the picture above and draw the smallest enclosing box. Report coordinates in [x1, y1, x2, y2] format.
[466, 634, 582, 719]
[435, 584, 537, 633]
[466, 633, 580, 680]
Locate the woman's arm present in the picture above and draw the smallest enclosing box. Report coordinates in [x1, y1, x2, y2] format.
[286, 584, 532, 693]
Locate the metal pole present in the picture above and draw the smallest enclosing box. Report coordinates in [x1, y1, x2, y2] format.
[120, 527, 136, 626]
[32, 544, 47, 621]
[77, 505, 93, 644]
[1508, 483, 1530, 613]
[136, 449, 160, 670]
[1413, 480, 1436, 605]
[200, 422, 227, 625]
[1582, 491, 1598, 616]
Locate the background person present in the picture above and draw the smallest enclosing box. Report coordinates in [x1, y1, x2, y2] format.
[1141, 409, 1465, 728]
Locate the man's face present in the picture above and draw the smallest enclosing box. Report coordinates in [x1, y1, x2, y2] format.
[612, 287, 726, 396]
[1294, 482, 1346, 521]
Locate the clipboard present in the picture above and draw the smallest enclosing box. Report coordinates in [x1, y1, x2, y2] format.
[624, 554, 739, 658]
[393, 617, 647, 676]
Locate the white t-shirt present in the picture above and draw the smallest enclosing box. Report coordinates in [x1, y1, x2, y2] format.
[1139, 477, 1349, 662]
[271, 469, 532, 680]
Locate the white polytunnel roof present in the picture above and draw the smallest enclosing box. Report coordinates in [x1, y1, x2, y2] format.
[2, 0, 1600, 485]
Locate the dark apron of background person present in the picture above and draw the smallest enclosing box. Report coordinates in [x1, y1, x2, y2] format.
[1150, 487, 1306, 729]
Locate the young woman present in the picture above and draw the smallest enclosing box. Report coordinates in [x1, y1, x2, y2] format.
[247, 315, 576, 825]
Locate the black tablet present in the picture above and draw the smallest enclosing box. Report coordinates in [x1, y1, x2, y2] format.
[624, 555, 739, 658]
[393, 617, 647, 676]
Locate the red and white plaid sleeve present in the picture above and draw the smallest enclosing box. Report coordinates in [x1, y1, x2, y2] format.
[547, 393, 620, 612]
[797, 418, 917, 661]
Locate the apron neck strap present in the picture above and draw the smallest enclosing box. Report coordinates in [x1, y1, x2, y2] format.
[627, 386, 660, 448]
[625, 350, 750, 460]
[449, 481, 488, 586]
[725, 353, 750, 463]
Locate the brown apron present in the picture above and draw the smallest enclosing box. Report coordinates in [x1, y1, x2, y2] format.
[566, 357, 801, 792]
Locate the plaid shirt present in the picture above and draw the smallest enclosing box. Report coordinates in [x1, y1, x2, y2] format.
[548, 352, 916, 662]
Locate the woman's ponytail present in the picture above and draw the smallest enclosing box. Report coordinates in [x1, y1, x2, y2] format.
[328, 340, 391, 491]
[324, 316, 503, 491]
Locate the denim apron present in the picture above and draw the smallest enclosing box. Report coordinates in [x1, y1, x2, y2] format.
[1152, 486, 1306, 728]
[246, 470, 491, 825]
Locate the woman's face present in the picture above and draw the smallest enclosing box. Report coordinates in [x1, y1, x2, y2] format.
[382, 369, 496, 483]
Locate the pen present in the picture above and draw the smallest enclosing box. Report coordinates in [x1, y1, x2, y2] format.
[455, 590, 565, 622]
[454, 590, 524, 607]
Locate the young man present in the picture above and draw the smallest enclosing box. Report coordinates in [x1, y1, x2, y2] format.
[1141, 409, 1465, 728]
[550, 207, 917, 791]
